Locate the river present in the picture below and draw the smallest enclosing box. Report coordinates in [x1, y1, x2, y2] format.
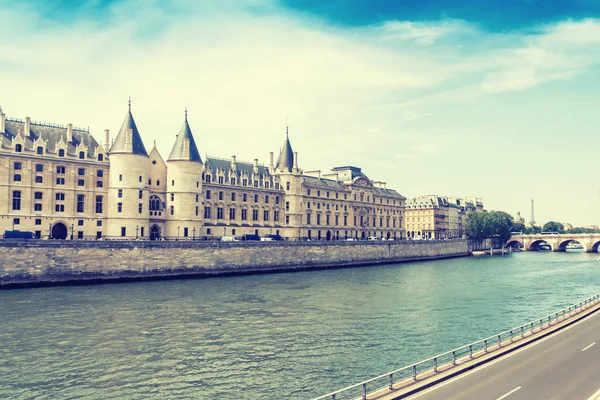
[0, 251, 598, 399]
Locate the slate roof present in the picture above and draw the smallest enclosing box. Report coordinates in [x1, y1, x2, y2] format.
[204, 156, 271, 182]
[275, 132, 294, 172]
[168, 116, 202, 163]
[2, 119, 100, 157]
[110, 110, 148, 156]
[302, 176, 348, 190]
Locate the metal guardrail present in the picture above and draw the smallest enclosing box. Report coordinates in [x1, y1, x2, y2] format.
[313, 294, 600, 400]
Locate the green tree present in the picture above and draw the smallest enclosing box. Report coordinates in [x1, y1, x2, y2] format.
[466, 212, 487, 240]
[525, 225, 542, 234]
[542, 221, 564, 233]
[486, 211, 514, 243]
[512, 223, 526, 233]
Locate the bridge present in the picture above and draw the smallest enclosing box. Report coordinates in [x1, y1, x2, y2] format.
[506, 233, 600, 253]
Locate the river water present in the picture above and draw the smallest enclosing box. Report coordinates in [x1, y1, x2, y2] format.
[0, 251, 598, 399]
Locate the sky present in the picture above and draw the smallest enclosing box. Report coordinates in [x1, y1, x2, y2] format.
[1, 0, 600, 226]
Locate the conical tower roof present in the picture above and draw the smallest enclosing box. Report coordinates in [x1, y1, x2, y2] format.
[275, 127, 294, 172]
[110, 102, 148, 156]
[168, 110, 202, 163]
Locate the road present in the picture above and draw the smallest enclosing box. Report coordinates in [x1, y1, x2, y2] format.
[405, 308, 600, 400]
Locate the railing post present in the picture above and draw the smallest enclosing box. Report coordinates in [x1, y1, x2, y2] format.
[540, 319, 543, 329]
[434, 357, 438, 372]
[548, 315, 551, 325]
[530, 322, 534, 333]
[389, 374, 393, 390]
[452, 351, 456, 365]
[510, 330, 513, 341]
[469, 345, 473, 358]
[520, 326, 524, 337]
[362, 383, 367, 400]
[498, 335, 501, 347]
[484, 339, 488, 352]
[412, 365, 417, 380]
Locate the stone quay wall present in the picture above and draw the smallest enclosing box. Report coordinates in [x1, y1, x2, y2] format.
[0, 239, 469, 288]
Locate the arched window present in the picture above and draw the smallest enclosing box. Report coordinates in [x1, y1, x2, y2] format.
[149, 195, 162, 211]
[79, 151, 85, 159]
[15, 144, 22, 153]
[58, 149, 65, 157]
[98, 154, 103, 161]
[37, 146, 43, 155]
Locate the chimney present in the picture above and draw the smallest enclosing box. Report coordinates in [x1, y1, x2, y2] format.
[269, 152, 274, 171]
[253, 158, 259, 172]
[231, 155, 237, 170]
[67, 123, 73, 142]
[382, 182, 386, 189]
[24, 117, 30, 136]
[0, 106, 5, 134]
[104, 129, 110, 152]
[293, 151, 298, 170]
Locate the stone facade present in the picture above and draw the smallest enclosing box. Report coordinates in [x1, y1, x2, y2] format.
[0, 239, 469, 287]
[405, 195, 484, 239]
[0, 105, 406, 240]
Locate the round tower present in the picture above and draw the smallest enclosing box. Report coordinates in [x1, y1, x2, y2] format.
[106, 102, 150, 238]
[165, 110, 204, 239]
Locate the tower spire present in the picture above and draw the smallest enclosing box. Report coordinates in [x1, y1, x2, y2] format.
[286, 116, 289, 139]
[185, 106, 188, 121]
[128, 96, 131, 112]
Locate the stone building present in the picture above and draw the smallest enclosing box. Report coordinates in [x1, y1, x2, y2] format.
[0, 105, 406, 240]
[405, 195, 484, 239]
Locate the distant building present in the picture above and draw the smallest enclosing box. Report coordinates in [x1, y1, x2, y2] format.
[404, 195, 483, 240]
[514, 212, 525, 224]
[563, 222, 573, 231]
[583, 225, 599, 231]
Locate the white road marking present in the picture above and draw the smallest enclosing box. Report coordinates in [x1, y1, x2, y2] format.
[406, 305, 600, 399]
[582, 342, 595, 352]
[496, 386, 521, 400]
[587, 388, 600, 400]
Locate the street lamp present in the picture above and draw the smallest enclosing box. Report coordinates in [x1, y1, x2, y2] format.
[136, 225, 139, 239]
[177, 226, 180, 241]
[192, 227, 196, 240]
[71, 224, 74, 240]
[12, 219, 15, 231]
[48, 223, 52, 239]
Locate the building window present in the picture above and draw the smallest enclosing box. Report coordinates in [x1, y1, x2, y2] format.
[78, 220, 84, 226]
[274, 210, 279, 222]
[15, 144, 22, 153]
[207, 228, 211, 235]
[139, 176, 142, 183]
[58, 149, 64, 157]
[217, 207, 224, 219]
[34, 203, 42, 211]
[78, 168, 85, 176]
[118, 189, 123, 198]
[196, 194, 199, 202]
[56, 193, 65, 201]
[219, 191, 223, 201]
[171, 180, 175, 186]
[121, 227, 126, 237]
[286, 182, 290, 191]
[79, 151, 85, 160]
[326, 215, 330, 225]
[241, 209, 247, 220]
[77, 195, 85, 212]
[265, 182, 269, 189]
[326, 191, 330, 198]
[275, 196, 280, 204]
[13, 174, 21, 182]
[344, 216, 347, 226]
[96, 181, 103, 188]
[286, 215, 290, 224]
[36, 164, 44, 172]
[252, 209, 259, 221]
[34, 192, 43, 200]
[204, 206, 211, 219]
[229, 207, 236, 220]
[98, 154, 103, 161]
[231, 193, 236, 201]
[119, 174, 123, 181]
[78, 231, 84, 239]
[170, 206, 174, 215]
[265, 195, 269, 203]
[317, 190, 321, 197]
[13, 218, 20, 225]
[307, 189, 311, 195]
[117, 202, 123, 213]
[316, 214, 321, 225]
[285, 201, 290, 211]
[12, 191, 21, 210]
[138, 203, 143, 213]
[254, 181, 258, 188]
[218, 176, 224, 184]
[35, 219, 42, 226]
[254, 194, 258, 203]
[14, 162, 22, 170]
[56, 177, 65, 185]
[232, 229, 236, 235]
[170, 193, 175, 201]
[139, 190, 143, 199]
[157, 180, 160, 186]
[243, 193, 247, 202]
[242, 179, 247, 187]
[206, 190, 211, 199]
[184, 227, 189, 237]
[78, 179, 85, 187]
[37, 146, 43, 155]
[231, 178, 236, 185]
[149, 195, 161, 211]
[97, 220, 102, 226]
[55, 204, 65, 212]
[264, 210, 269, 221]
[96, 196, 103, 213]
[196, 206, 199, 216]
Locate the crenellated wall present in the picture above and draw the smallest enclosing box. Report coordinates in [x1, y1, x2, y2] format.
[0, 239, 469, 288]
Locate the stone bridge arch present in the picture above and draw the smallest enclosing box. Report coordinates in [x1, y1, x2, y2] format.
[557, 239, 587, 252]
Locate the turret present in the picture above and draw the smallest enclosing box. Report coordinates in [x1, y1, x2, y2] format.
[0, 106, 5, 134]
[106, 100, 150, 238]
[165, 109, 204, 239]
[275, 126, 294, 173]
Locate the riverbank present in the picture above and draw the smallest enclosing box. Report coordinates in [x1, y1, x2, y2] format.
[0, 239, 469, 288]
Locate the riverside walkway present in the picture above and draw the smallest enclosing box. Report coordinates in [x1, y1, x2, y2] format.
[314, 294, 600, 400]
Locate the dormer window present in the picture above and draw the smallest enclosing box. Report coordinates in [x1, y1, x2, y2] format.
[79, 151, 85, 160]
[98, 154, 104, 162]
[58, 149, 65, 157]
[37, 146, 43, 155]
[15, 144, 22, 153]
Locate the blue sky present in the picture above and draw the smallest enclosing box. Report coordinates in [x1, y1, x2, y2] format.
[2, 0, 600, 226]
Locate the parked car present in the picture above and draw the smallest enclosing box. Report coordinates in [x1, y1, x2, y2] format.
[260, 237, 273, 241]
[241, 234, 261, 241]
[3, 230, 36, 239]
[266, 234, 284, 241]
[221, 236, 239, 242]
[367, 236, 379, 241]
